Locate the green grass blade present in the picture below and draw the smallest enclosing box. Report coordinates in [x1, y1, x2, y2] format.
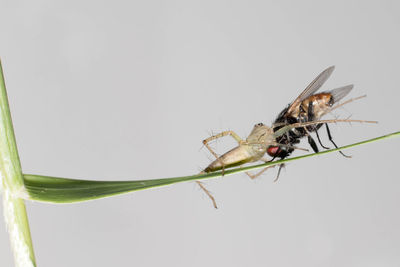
[0, 60, 36, 267]
[24, 131, 400, 204]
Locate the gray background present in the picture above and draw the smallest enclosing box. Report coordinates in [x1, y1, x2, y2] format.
[0, 0, 399, 266]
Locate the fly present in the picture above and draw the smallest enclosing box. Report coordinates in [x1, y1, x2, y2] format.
[267, 66, 366, 178]
[197, 118, 377, 208]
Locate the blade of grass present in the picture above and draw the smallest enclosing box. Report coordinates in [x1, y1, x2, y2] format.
[23, 131, 400, 204]
[0, 60, 36, 267]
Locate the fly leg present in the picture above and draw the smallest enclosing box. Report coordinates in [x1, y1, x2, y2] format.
[303, 126, 319, 153]
[315, 128, 330, 149]
[274, 163, 285, 182]
[325, 123, 352, 158]
[308, 98, 329, 150]
[271, 141, 313, 182]
[307, 135, 319, 153]
[305, 101, 320, 153]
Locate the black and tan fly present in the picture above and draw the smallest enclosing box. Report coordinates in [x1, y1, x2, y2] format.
[267, 66, 367, 179]
[196, 66, 376, 208]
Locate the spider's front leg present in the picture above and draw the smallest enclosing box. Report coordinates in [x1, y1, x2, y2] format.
[197, 130, 244, 209]
[202, 130, 243, 175]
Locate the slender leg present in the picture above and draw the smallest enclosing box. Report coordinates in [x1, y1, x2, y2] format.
[315, 128, 330, 149]
[306, 101, 329, 149]
[246, 167, 271, 179]
[307, 135, 319, 153]
[325, 124, 352, 158]
[245, 158, 274, 179]
[197, 130, 243, 209]
[196, 181, 218, 209]
[202, 130, 242, 159]
[305, 101, 320, 153]
[274, 164, 285, 182]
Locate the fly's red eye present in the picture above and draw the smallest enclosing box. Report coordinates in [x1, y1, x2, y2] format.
[267, 146, 280, 157]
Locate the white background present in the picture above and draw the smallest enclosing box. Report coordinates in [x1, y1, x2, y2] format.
[0, 1, 399, 266]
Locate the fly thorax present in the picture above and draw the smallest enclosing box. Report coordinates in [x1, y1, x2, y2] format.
[311, 94, 333, 118]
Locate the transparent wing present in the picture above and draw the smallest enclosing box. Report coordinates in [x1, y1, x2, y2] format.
[286, 66, 335, 114]
[329, 84, 353, 103]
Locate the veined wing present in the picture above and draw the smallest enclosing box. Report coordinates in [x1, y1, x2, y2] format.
[286, 66, 335, 115]
[329, 84, 353, 103]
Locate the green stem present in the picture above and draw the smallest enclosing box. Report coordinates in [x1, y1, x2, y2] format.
[23, 131, 400, 204]
[0, 60, 36, 267]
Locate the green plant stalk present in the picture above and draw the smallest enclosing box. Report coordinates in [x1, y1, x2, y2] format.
[0, 60, 36, 267]
[23, 131, 400, 204]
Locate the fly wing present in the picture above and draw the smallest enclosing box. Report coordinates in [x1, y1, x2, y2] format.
[286, 66, 335, 115]
[329, 84, 353, 103]
[319, 84, 355, 117]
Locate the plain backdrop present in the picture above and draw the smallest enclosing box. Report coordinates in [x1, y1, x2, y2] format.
[0, 1, 399, 266]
